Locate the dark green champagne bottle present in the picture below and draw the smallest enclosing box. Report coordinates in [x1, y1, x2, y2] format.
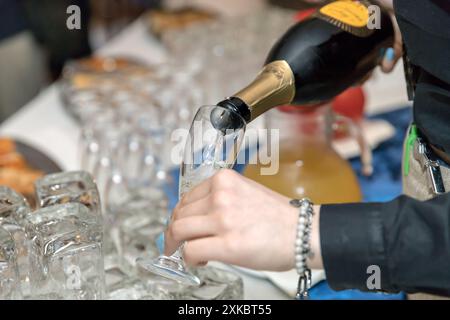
[213, 0, 394, 129]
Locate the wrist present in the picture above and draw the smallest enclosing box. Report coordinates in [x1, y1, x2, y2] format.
[291, 199, 321, 299]
[287, 204, 323, 270]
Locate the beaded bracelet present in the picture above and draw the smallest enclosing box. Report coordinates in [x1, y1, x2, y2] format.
[289, 198, 314, 300]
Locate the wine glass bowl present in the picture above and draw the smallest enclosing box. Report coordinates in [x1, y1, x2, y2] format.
[136, 105, 246, 286]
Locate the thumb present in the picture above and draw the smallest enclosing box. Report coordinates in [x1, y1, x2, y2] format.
[380, 14, 403, 73]
[381, 47, 397, 73]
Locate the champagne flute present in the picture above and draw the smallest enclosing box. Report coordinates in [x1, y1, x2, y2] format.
[136, 105, 246, 286]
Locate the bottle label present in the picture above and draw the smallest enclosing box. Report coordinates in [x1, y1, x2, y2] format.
[316, 0, 374, 37]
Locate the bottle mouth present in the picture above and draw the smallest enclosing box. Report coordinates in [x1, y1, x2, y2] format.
[217, 97, 251, 123]
[209, 104, 247, 132]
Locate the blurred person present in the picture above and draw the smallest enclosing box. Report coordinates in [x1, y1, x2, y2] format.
[0, 0, 48, 121]
[21, 0, 92, 78]
[0, 0, 92, 122]
[165, 0, 450, 299]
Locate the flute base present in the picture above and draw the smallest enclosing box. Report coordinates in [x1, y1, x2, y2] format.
[136, 255, 201, 287]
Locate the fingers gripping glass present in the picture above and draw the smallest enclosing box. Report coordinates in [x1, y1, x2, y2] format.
[136, 106, 246, 286]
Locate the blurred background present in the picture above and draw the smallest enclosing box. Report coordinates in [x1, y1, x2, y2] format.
[0, 0, 340, 122]
[1, 0, 152, 121]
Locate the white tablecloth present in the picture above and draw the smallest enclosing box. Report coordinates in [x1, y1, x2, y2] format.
[0, 18, 410, 300]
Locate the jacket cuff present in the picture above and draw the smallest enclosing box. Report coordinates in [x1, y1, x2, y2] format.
[320, 203, 392, 292]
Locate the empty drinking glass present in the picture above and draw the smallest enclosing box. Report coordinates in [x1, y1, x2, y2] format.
[0, 226, 22, 299]
[183, 267, 244, 300]
[0, 186, 31, 223]
[107, 277, 173, 300]
[0, 187, 31, 296]
[34, 171, 101, 216]
[136, 264, 243, 300]
[116, 200, 165, 267]
[79, 109, 118, 175]
[25, 203, 105, 299]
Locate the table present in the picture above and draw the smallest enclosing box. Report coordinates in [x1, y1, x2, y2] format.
[0, 17, 410, 300]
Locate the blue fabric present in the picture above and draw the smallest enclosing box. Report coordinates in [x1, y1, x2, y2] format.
[161, 106, 412, 300]
[310, 281, 405, 300]
[350, 107, 413, 203]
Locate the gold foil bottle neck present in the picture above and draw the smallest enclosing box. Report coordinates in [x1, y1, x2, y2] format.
[234, 60, 295, 121]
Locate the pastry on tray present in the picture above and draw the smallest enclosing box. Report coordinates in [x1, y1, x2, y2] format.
[147, 8, 216, 37]
[0, 138, 44, 205]
[63, 56, 151, 87]
[0, 167, 43, 196]
[73, 56, 144, 74]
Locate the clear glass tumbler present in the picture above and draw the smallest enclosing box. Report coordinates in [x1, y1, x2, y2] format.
[0, 186, 31, 296]
[25, 203, 105, 299]
[0, 226, 22, 299]
[34, 171, 101, 216]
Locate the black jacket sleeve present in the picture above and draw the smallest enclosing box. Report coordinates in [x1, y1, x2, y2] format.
[320, 193, 450, 296]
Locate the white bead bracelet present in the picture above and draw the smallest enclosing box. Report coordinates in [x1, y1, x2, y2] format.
[289, 198, 314, 300]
